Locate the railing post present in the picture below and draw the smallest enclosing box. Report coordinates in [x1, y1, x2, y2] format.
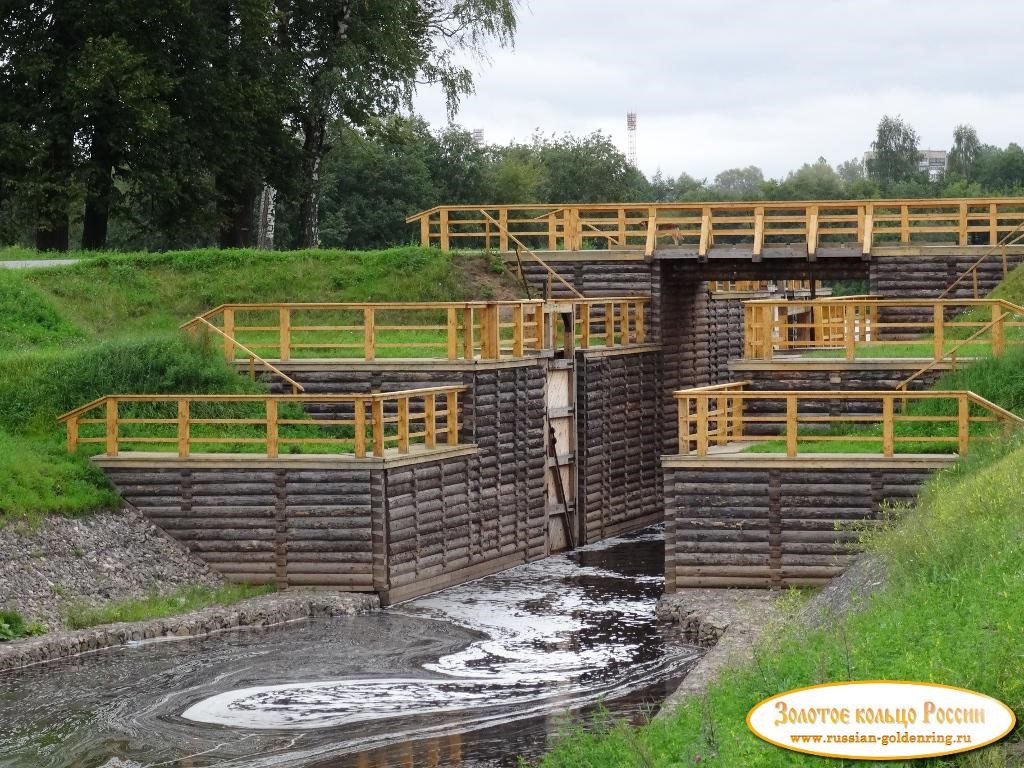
[65, 416, 79, 453]
[753, 206, 764, 257]
[105, 398, 118, 457]
[807, 205, 819, 256]
[992, 303, 1005, 357]
[354, 398, 366, 458]
[439, 209, 450, 251]
[678, 397, 688, 455]
[636, 301, 646, 344]
[363, 307, 376, 361]
[222, 308, 235, 360]
[372, 398, 385, 456]
[972, 267, 979, 299]
[785, 395, 798, 457]
[696, 396, 709, 457]
[548, 213, 558, 251]
[862, 204, 874, 255]
[844, 303, 856, 361]
[463, 306, 475, 359]
[513, 303, 525, 356]
[446, 391, 459, 445]
[882, 395, 895, 457]
[900, 204, 910, 243]
[499, 208, 509, 252]
[619, 301, 630, 343]
[958, 395, 970, 455]
[605, 302, 615, 345]
[424, 394, 437, 449]
[266, 399, 278, 458]
[177, 399, 190, 458]
[732, 392, 744, 442]
[989, 202, 998, 246]
[397, 396, 410, 453]
[278, 307, 291, 361]
[959, 201, 969, 246]
[447, 307, 458, 360]
[762, 304, 773, 361]
[420, 214, 430, 247]
[933, 303, 945, 361]
[744, 305, 754, 358]
[534, 303, 546, 351]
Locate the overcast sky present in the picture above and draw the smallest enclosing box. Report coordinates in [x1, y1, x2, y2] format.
[413, 0, 1023, 181]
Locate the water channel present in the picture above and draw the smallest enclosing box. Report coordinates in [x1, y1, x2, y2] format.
[0, 526, 701, 767]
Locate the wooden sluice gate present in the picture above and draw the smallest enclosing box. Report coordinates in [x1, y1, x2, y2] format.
[56, 198, 1024, 596]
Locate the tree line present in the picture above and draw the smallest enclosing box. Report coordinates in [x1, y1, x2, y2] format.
[0, 0, 517, 251]
[3, 2, 1024, 257]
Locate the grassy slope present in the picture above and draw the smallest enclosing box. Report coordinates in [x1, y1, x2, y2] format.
[63, 584, 277, 629]
[0, 247, 520, 523]
[542, 437, 1024, 767]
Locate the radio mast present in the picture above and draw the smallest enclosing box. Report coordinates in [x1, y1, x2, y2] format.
[626, 112, 638, 167]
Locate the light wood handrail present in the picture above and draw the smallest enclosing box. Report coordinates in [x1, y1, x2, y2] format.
[742, 297, 1024, 363]
[182, 316, 305, 393]
[674, 383, 1022, 458]
[408, 198, 1024, 256]
[58, 386, 467, 459]
[939, 221, 1024, 299]
[476, 209, 584, 298]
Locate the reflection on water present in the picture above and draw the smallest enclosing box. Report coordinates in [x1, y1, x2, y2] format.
[0, 526, 699, 767]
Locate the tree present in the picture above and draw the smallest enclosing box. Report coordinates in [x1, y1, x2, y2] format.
[712, 166, 764, 199]
[867, 115, 922, 188]
[948, 124, 981, 180]
[277, 0, 518, 248]
[773, 158, 844, 200]
[836, 157, 866, 185]
[534, 131, 649, 203]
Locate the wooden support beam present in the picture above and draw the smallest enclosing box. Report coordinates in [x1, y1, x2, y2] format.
[424, 395, 437, 449]
[959, 201, 969, 246]
[278, 307, 291, 361]
[363, 307, 376, 360]
[807, 205, 819, 257]
[881, 396, 895, 457]
[958, 395, 970, 455]
[862, 207, 874, 255]
[785, 395, 798, 457]
[644, 206, 657, 256]
[105, 399, 118, 457]
[698, 210, 712, 257]
[397, 396, 410, 453]
[222, 309, 235, 360]
[446, 391, 459, 445]
[266, 399, 278, 459]
[447, 307, 458, 360]
[752, 206, 764, 257]
[177, 399, 190, 458]
[372, 398, 385, 456]
[353, 398, 366, 458]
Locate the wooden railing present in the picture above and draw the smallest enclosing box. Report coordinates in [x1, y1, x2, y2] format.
[939, 221, 1024, 299]
[182, 298, 650, 361]
[743, 298, 1024, 361]
[56, 386, 465, 459]
[675, 383, 1022, 458]
[408, 198, 1024, 257]
[566, 297, 648, 348]
[182, 301, 547, 362]
[708, 279, 822, 293]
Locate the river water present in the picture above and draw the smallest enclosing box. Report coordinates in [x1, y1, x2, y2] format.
[0, 526, 700, 767]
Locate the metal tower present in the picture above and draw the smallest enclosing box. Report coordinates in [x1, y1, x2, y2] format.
[626, 112, 637, 167]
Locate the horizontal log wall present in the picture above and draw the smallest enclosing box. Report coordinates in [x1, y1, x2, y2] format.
[728, 361, 949, 418]
[870, 253, 1024, 332]
[517, 259, 654, 302]
[664, 460, 946, 589]
[381, 363, 547, 603]
[576, 348, 662, 541]
[708, 296, 746, 383]
[103, 466, 376, 590]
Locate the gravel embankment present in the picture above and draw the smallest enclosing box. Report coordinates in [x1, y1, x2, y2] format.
[0, 508, 222, 631]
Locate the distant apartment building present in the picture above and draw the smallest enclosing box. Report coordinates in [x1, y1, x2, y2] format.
[863, 148, 948, 180]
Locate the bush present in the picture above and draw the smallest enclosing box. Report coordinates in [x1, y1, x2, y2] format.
[0, 609, 46, 641]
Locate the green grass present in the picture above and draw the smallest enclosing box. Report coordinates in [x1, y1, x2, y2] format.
[801, 341, 1002, 359]
[62, 583, 277, 629]
[0, 247, 520, 522]
[541, 436, 1024, 767]
[0, 609, 46, 641]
